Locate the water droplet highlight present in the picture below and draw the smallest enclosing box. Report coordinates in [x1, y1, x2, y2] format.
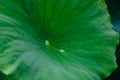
[59, 49, 65, 53]
[45, 40, 49, 46]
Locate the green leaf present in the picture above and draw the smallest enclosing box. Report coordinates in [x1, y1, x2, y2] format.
[0, 0, 119, 80]
[104, 0, 120, 80]
[106, 0, 120, 70]
[106, 0, 120, 63]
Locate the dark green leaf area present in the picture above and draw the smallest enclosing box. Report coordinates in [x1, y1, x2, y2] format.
[0, 71, 8, 80]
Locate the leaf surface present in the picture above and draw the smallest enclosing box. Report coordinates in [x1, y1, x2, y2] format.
[0, 0, 119, 80]
[104, 0, 120, 80]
